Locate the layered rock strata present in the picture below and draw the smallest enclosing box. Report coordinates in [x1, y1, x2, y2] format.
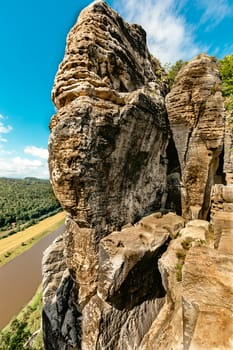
[140, 218, 233, 350]
[140, 219, 210, 350]
[43, 1, 232, 349]
[182, 246, 233, 350]
[46, 1, 172, 348]
[166, 54, 225, 220]
[49, 0, 169, 300]
[223, 111, 233, 184]
[211, 184, 233, 254]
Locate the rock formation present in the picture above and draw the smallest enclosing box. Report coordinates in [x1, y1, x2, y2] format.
[166, 54, 225, 220]
[45, 1, 172, 348]
[43, 1, 233, 349]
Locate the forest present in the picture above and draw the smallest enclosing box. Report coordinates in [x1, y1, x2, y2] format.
[0, 177, 61, 233]
[166, 54, 233, 111]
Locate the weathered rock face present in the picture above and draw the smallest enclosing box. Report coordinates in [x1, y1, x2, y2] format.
[140, 217, 233, 350]
[46, 1, 172, 349]
[98, 212, 184, 309]
[42, 235, 82, 349]
[166, 54, 225, 220]
[223, 111, 233, 184]
[140, 219, 209, 350]
[211, 184, 233, 254]
[182, 246, 233, 350]
[43, 1, 232, 350]
[49, 0, 170, 306]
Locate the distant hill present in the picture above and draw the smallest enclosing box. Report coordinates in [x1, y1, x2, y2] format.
[0, 177, 61, 232]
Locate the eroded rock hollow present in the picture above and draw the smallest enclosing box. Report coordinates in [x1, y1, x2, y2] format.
[43, 1, 233, 349]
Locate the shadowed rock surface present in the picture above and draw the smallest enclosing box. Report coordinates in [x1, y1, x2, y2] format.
[43, 1, 233, 349]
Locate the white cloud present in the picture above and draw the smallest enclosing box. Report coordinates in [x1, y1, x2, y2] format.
[113, 0, 201, 64]
[24, 146, 48, 160]
[0, 121, 12, 134]
[0, 115, 49, 178]
[0, 156, 49, 179]
[0, 148, 14, 155]
[13, 157, 43, 167]
[0, 114, 13, 145]
[198, 0, 233, 29]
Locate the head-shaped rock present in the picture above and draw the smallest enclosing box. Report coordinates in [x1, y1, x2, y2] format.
[49, 0, 169, 238]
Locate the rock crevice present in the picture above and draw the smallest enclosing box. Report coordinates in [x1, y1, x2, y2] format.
[43, 1, 232, 349]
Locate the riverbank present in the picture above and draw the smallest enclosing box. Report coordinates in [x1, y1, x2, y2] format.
[0, 224, 65, 329]
[0, 285, 43, 349]
[0, 211, 65, 268]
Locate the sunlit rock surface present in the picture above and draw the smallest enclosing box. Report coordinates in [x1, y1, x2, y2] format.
[182, 246, 233, 350]
[46, 0, 171, 348]
[166, 54, 225, 220]
[43, 1, 232, 349]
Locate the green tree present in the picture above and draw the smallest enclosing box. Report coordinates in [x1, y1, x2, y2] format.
[0, 177, 61, 233]
[0, 319, 31, 350]
[165, 60, 186, 88]
[218, 54, 233, 111]
[219, 54, 233, 96]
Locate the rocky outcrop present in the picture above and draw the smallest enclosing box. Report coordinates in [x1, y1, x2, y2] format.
[182, 246, 233, 350]
[43, 1, 232, 349]
[42, 235, 82, 349]
[211, 184, 233, 254]
[166, 54, 225, 220]
[49, 0, 170, 308]
[46, 1, 172, 349]
[223, 111, 233, 184]
[98, 212, 184, 309]
[140, 218, 233, 350]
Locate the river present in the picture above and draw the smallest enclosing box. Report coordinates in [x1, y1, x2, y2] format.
[0, 224, 65, 329]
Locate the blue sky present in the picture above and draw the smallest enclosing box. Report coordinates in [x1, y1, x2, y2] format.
[0, 0, 232, 178]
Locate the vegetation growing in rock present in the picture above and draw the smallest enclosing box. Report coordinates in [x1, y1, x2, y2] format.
[175, 238, 194, 281]
[0, 177, 60, 233]
[175, 248, 186, 282]
[181, 237, 193, 250]
[210, 82, 221, 95]
[175, 262, 183, 282]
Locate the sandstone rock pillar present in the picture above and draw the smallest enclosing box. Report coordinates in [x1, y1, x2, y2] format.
[45, 1, 171, 348]
[166, 54, 225, 220]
